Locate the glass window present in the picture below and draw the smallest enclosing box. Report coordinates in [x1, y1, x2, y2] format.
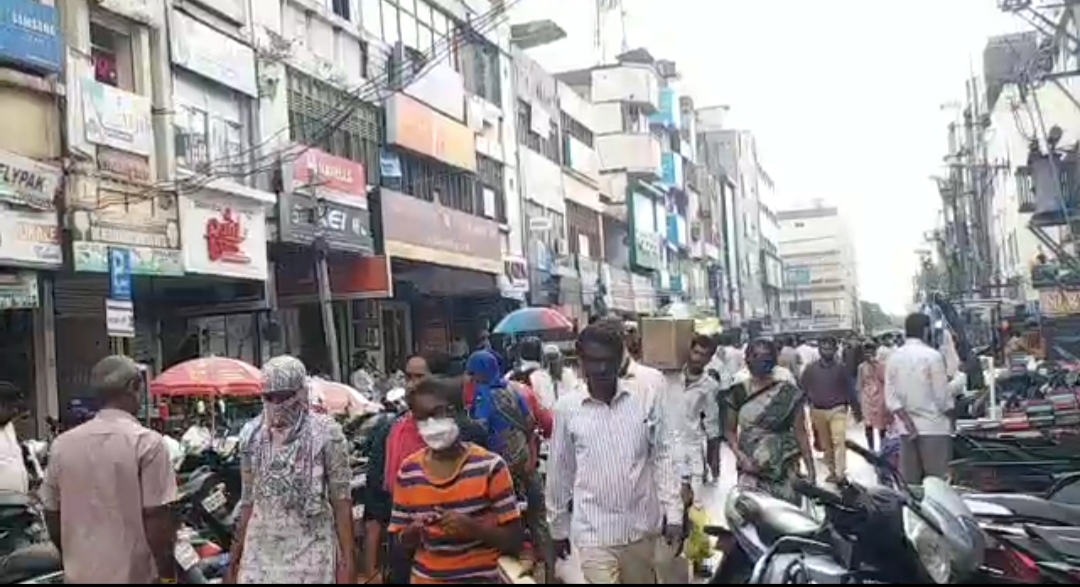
[400, 9, 417, 49]
[418, 23, 433, 55]
[361, 0, 381, 37]
[432, 10, 447, 37]
[381, 0, 399, 44]
[415, 0, 431, 25]
[174, 103, 209, 171]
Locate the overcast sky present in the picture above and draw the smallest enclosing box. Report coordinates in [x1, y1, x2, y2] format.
[511, 0, 1027, 315]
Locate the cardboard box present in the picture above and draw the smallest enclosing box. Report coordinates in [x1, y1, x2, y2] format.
[640, 317, 695, 370]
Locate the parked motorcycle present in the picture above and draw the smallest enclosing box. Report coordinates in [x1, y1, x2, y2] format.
[707, 440, 986, 584]
[0, 492, 61, 584]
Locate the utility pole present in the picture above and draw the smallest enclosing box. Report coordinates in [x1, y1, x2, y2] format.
[307, 175, 342, 382]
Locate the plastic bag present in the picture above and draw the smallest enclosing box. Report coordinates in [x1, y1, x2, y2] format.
[685, 506, 711, 565]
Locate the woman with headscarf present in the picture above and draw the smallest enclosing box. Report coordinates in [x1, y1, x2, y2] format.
[724, 339, 816, 504]
[464, 350, 554, 583]
[225, 356, 355, 584]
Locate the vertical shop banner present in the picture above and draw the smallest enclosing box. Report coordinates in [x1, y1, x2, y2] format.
[108, 247, 132, 301]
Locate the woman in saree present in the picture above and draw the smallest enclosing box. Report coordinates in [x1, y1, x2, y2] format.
[724, 338, 816, 504]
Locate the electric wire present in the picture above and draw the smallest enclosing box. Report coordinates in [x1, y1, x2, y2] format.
[89, 0, 518, 210]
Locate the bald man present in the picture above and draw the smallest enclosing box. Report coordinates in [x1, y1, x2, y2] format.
[42, 355, 178, 583]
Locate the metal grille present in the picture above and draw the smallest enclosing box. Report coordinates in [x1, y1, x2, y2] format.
[286, 69, 381, 183]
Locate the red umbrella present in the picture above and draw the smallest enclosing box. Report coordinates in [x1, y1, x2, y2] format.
[308, 378, 381, 416]
[150, 356, 262, 397]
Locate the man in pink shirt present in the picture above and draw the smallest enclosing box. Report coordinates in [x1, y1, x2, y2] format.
[42, 355, 177, 584]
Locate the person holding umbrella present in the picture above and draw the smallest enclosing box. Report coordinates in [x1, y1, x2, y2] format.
[226, 356, 355, 584]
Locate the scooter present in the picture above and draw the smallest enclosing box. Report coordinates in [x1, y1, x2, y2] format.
[706, 440, 987, 584]
[0, 492, 61, 584]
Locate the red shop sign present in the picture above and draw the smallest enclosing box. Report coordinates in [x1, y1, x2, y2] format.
[291, 148, 367, 200]
[206, 209, 250, 264]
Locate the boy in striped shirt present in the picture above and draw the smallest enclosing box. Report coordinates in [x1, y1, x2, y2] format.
[389, 376, 524, 584]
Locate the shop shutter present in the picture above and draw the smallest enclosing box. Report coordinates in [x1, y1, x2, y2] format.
[53, 274, 109, 318]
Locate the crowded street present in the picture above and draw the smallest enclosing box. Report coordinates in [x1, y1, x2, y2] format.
[3, 0, 1080, 584]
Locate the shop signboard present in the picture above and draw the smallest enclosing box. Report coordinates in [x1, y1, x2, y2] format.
[0, 0, 61, 74]
[0, 150, 61, 267]
[385, 93, 477, 171]
[70, 181, 182, 276]
[179, 192, 267, 281]
[169, 11, 257, 97]
[287, 147, 368, 208]
[105, 298, 135, 338]
[381, 188, 500, 274]
[0, 272, 38, 310]
[81, 80, 154, 156]
[278, 193, 372, 255]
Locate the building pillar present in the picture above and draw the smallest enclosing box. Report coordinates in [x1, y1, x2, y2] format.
[33, 277, 58, 435]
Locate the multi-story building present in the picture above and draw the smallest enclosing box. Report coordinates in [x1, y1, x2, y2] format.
[0, 0, 65, 432]
[776, 204, 861, 334]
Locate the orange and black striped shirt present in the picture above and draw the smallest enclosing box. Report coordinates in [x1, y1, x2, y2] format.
[388, 443, 521, 584]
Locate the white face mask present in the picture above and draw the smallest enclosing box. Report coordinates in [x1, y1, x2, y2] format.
[417, 417, 460, 451]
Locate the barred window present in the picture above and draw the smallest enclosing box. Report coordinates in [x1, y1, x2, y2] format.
[286, 69, 381, 182]
[381, 150, 505, 223]
[516, 99, 560, 163]
[560, 112, 594, 148]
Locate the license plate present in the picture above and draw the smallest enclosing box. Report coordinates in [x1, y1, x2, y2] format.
[202, 489, 227, 513]
[174, 541, 199, 571]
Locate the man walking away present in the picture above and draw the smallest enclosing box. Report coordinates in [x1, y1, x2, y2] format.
[795, 337, 819, 378]
[548, 318, 681, 584]
[42, 355, 177, 584]
[800, 337, 857, 482]
[777, 336, 800, 376]
[885, 313, 953, 484]
[513, 337, 556, 410]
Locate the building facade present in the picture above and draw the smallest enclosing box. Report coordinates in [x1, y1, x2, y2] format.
[776, 204, 861, 333]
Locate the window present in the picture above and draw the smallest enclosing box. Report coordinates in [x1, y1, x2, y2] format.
[525, 201, 567, 247]
[173, 74, 245, 174]
[332, 0, 351, 21]
[477, 154, 506, 223]
[561, 112, 594, 149]
[381, 0, 399, 44]
[787, 300, 812, 317]
[381, 151, 506, 224]
[453, 24, 500, 104]
[287, 70, 381, 176]
[361, 0, 381, 35]
[516, 100, 560, 163]
[566, 201, 600, 259]
[90, 20, 134, 90]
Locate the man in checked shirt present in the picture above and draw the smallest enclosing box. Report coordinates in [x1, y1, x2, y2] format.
[546, 318, 683, 584]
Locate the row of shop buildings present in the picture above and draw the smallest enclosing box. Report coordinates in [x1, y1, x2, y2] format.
[1, 0, 781, 431]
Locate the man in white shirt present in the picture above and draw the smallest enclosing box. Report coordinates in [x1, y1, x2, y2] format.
[515, 337, 556, 408]
[0, 383, 28, 494]
[669, 335, 722, 499]
[547, 318, 680, 584]
[885, 313, 954, 484]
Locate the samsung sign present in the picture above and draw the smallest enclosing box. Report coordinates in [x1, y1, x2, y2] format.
[0, 0, 61, 74]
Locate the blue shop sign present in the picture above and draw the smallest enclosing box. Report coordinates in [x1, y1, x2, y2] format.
[0, 0, 61, 74]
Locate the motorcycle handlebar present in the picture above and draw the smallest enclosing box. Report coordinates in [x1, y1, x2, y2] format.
[791, 477, 845, 508]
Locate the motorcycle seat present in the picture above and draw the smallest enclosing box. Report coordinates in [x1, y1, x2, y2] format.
[0, 542, 62, 583]
[969, 493, 1080, 526]
[735, 490, 824, 544]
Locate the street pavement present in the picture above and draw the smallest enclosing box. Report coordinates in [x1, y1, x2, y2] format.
[698, 415, 879, 526]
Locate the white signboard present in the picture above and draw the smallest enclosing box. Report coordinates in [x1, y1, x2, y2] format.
[105, 298, 135, 338]
[81, 79, 154, 156]
[170, 11, 257, 97]
[0, 206, 62, 267]
[179, 192, 268, 281]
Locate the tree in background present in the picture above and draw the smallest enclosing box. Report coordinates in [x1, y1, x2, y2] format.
[860, 301, 899, 334]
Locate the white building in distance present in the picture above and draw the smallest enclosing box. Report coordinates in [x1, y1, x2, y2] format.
[776, 203, 861, 334]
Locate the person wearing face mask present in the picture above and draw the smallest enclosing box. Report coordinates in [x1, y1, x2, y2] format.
[365, 351, 487, 584]
[547, 318, 681, 584]
[225, 355, 355, 584]
[389, 375, 524, 584]
[724, 339, 815, 504]
[41, 356, 178, 584]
